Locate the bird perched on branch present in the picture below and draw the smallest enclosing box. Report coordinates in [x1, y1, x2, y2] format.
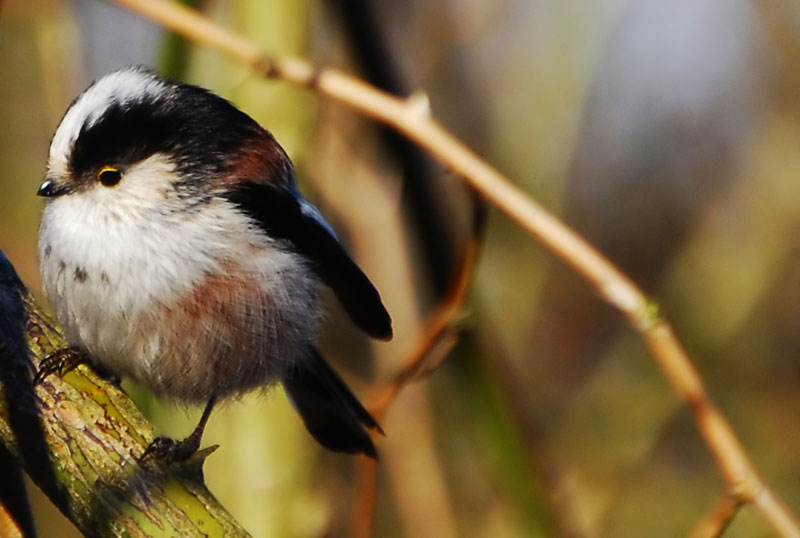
[35, 66, 392, 460]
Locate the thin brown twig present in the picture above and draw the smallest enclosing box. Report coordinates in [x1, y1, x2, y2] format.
[350, 455, 379, 538]
[349, 202, 486, 538]
[0, 447, 35, 538]
[688, 495, 743, 538]
[108, 1, 800, 536]
[0, 504, 25, 538]
[367, 206, 483, 421]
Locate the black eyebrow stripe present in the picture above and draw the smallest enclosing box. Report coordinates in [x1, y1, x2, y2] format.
[68, 100, 181, 176]
[67, 83, 266, 182]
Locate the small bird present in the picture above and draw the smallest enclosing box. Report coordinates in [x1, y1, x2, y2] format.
[35, 66, 392, 460]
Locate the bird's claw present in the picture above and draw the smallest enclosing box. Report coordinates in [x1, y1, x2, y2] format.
[33, 347, 85, 386]
[140, 435, 202, 464]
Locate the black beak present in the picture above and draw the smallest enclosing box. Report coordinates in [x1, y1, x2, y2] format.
[37, 179, 68, 197]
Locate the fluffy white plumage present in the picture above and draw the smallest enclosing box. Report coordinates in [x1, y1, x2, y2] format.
[39, 152, 319, 401]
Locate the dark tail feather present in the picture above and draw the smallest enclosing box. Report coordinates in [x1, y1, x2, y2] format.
[283, 348, 382, 458]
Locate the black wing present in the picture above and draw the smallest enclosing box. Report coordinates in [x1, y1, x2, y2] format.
[225, 181, 392, 341]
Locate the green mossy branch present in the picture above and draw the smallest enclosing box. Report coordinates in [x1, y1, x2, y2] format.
[0, 250, 250, 538]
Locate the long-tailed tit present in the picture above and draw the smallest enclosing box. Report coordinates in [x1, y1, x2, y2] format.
[36, 66, 391, 459]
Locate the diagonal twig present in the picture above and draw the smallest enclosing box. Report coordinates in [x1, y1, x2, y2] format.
[688, 494, 743, 538]
[348, 199, 486, 538]
[367, 200, 486, 421]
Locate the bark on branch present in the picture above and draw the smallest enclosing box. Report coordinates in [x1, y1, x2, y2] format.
[0, 250, 250, 537]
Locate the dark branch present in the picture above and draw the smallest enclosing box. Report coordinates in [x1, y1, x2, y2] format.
[0, 249, 250, 538]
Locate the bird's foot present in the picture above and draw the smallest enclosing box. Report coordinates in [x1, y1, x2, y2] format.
[140, 435, 202, 464]
[140, 397, 217, 465]
[33, 347, 85, 386]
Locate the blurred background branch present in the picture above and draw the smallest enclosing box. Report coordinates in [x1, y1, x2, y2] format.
[689, 495, 742, 538]
[107, 0, 800, 535]
[329, 0, 465, 299]
[0, 446, 35, 538]
[367, 200, 486, 421]
[349, 195, 486, 537]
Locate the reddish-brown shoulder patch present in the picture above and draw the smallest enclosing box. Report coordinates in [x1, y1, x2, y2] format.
[220, 130, 294, 189]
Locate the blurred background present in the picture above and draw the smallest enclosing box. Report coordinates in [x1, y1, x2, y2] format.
[2, 0, 800, 536]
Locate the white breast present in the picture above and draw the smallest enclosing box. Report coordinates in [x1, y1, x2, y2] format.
[38, 156, 319, 398]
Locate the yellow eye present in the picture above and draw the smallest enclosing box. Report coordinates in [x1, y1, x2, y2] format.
[97, 166, 122, 187]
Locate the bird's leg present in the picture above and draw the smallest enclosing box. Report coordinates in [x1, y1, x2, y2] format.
[32, 346, 86, 386]
[140, 396, 217, 463]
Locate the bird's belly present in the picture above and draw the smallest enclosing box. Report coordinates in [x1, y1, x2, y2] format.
[122, 261, 320, 401]
[48, 254, 319, 402]
[39, 200, 320, 401]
